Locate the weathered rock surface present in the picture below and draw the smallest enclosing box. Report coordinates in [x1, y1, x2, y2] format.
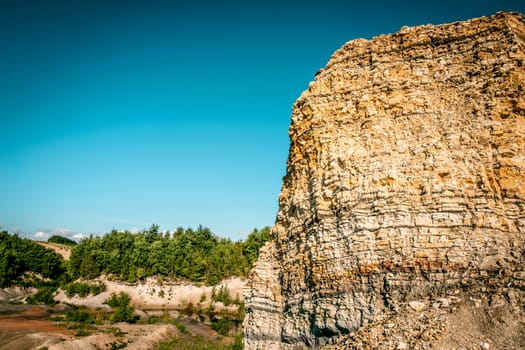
[244, 12, 525, 349]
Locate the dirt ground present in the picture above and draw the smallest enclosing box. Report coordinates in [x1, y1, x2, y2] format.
[0, 305, 72, 350]
[0, 303, 235, 350]
[46, 323, 180, 350]
[0, 276, 245, 349]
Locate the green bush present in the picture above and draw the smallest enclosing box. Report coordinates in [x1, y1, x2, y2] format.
[210, 317, 233, 336]
[231, 335, 243, 350]
[211, 285, 242, 306]
[112, 304, 135, 323]
[104, 292, 136, 323]
[172, 319, 188, 334]
[104, 292, 130, 308]
[26, 286, 57, 305]
[66, 308, 93, 323]
[157, 334, 243, 350]
[64, 281, 106, 298]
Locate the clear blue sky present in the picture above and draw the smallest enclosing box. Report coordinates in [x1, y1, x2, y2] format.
[1, 0, 524, 241]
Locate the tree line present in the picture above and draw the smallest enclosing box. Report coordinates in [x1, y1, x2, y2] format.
[68, 225, 271, 285]
[0, 225, 270, 288]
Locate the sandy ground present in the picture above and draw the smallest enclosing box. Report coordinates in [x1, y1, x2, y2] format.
[0, 277, 245, 350]
[36, 242, 71, 261]
[0, 305, 215, 350]
[47, 324, 180, 350]
[0, 311, 183, 350]
[0, 287, 37, 303]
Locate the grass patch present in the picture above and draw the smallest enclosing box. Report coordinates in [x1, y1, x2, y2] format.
[156, 334, 242, 350]
[105, 326, 127, 337]
[172, 319, 188, 334]
[210, 318, 234, 336]
[55, 305, 108, 330]
[74, 329, 92, 337]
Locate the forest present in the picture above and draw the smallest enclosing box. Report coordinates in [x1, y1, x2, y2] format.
[0, 225, 270, 287]
[0, 225, 271, 348]
[0, 230, 65, 288]
[68, 225, 270, 284]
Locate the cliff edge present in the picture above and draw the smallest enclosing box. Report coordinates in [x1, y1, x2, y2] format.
[244, 12, 525, 349]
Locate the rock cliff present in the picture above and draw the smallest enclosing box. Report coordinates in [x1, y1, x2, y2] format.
[244, 12, 525, 349]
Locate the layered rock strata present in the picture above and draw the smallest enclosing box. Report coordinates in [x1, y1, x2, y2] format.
[244, 12, 525, 349]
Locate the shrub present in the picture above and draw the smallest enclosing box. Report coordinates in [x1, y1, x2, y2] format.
[231, 335, 243, 350]
[168, 318, 188, 334]
[66, 308, 93, 323]
[112, 304, 135, 323]
[64, 281, 106, 298]
[26, 287, 56, 305]
[104, 292, 130, 308]
[104, 292, 136, 323]
[211, 285, 241, 306]
[210, 317, 233, 336]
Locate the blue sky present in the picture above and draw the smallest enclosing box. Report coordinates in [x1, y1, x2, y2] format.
[1, 0, 524, 241]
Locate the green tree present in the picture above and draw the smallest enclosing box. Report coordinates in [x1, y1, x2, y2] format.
[67, 225, 270, 284]
[242, 227, 271, 266]
[0, 231, 65, 287]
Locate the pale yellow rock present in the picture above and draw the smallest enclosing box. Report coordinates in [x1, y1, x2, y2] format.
[244, 12, 525, 349]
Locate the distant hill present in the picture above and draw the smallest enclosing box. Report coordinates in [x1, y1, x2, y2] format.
[47, 235, 77, 246]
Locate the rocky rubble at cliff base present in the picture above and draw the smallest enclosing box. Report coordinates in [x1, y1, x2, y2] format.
[321, 288, 525, 350]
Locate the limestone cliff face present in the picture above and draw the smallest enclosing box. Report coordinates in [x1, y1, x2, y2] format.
[244, 12, 525, 349]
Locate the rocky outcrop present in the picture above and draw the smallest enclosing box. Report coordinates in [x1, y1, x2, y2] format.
[244, 12, 525, 349]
